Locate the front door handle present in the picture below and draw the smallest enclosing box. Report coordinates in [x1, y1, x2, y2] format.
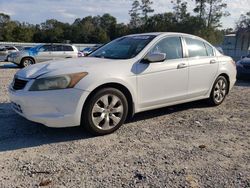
[177, 63, 188, 69]
[210, 59, 217, 64]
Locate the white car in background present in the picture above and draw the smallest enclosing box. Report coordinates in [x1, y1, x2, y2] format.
[8, 44, 78, 67]
[9, 32, 236, 135]
[0, 46, 19, 61]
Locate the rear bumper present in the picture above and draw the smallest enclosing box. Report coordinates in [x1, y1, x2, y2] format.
[8, 87, 90, 128]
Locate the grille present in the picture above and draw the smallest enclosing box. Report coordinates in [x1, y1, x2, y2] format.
[13, 78, 28, 90]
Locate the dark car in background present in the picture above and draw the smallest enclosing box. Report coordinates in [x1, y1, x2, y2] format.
[236, 54, 250, 80]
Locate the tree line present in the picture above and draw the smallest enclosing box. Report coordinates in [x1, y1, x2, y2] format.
[0, 0, 249, 45]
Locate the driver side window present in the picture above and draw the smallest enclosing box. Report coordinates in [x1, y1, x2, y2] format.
[149, 37, 183, 60]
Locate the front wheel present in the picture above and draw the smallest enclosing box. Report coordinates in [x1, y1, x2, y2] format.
[21, 57, 35, 67]
[81, 88, 128, 135]
[208, 76, 229, 106]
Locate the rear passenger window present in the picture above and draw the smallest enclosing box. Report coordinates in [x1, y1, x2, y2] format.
[53, 45, 63, 51]
[150, 37, 183, 60]
[185, 38, 207, 57]
[204, 43, 214, 56]
[63, 46, 73, 51]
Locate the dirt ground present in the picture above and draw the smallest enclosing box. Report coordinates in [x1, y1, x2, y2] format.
[0, 61, 249, 188]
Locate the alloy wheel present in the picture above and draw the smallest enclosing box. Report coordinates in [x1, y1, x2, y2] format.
[91, 94, 124, 130]
[213, 78, 227, 103]
[23, 59, 33, 67]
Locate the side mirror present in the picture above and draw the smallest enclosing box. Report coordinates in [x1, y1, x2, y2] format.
[241, 55, 246, 59]
[144, 53, 166, 63]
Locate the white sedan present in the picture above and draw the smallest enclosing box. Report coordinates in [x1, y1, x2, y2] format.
[9, 32, 236, 135]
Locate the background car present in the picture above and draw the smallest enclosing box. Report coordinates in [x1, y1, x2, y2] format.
[236, 54, 250, 79]
[0, 46, 19, 61]
[21, 46, 33, 51]
[8, 44, 78, 67]
[79, 45, 103, 57]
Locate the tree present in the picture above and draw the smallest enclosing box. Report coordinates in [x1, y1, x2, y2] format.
[193, 0, 207, 22]
[129, 0, 141, 28]
[236, 11, 250, 30]
[100, 14, 117, 40]
[0, 13, 11, 41]
[140, 0, 154, 22]
[206, 0, 230, 28]
[171, 0, 190, 23]
[193, 0, 229, 28]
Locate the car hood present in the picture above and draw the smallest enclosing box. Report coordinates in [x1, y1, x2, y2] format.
[16, 57, 116, 79]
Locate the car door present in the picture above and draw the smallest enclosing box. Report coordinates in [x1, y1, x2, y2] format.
[36, 45, 53, 62]
[51, 45, 64, 60]
[63, 45, 75, 58]
[184, 37, 218, 98]
[136, 36, 189, 110]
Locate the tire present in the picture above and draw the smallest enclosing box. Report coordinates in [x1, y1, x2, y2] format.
[208, 76, 229, 106]
[5, 55, 9, 62]
[21, 57, 35, 67]
[81, 88, 128, 136]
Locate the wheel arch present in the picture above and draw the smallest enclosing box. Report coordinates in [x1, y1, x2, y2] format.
[217, 73, 230, 94]
[82, 82, 135, 121]
[208, 72, 231, 97]
[21, 56, 36, 64]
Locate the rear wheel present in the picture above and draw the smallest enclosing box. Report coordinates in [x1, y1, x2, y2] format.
[21, 57, 35, 67]
[208, 76, 229, 106]
[82, 88, 128, 135]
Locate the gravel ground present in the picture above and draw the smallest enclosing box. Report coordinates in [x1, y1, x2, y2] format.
[0, 61, 250, 188]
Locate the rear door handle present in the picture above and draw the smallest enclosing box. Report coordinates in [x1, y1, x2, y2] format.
[177, 63, 188, 69]
[210, 59, 217, 64]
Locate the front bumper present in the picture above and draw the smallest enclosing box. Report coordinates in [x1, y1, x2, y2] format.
[8, 87, 90, 128]
[8, 56, 21, 64]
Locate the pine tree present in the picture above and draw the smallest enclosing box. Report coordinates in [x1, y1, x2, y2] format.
[193, 0, 207, 21]
[171, 0, 189, 22]
[129, 0, 141, 28]
[140, 0, 154, 22]
[206, 0, 230, 28]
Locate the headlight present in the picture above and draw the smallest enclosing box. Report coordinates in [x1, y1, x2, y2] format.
[29, 72, 88, 91]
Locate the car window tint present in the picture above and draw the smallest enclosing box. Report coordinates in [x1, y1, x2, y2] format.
[204, 43, 214, 56]
[53, 45, 63, 51]
[7, 47, 16, 50]
[185, 38, 207, 57]
[63, 45, 73, 51]
[150, 37, 183, 60]
[39, 45, 52, 52]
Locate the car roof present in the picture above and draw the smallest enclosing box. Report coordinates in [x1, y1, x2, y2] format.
[127, 32, 207, 41]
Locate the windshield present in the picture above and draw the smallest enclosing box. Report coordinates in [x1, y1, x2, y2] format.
[90, 35, 156, 59]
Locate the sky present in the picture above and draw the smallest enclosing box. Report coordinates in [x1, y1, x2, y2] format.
[0, 0, 249, 29]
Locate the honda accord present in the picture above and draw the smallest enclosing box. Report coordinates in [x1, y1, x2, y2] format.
[9, 33, 237, 135]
